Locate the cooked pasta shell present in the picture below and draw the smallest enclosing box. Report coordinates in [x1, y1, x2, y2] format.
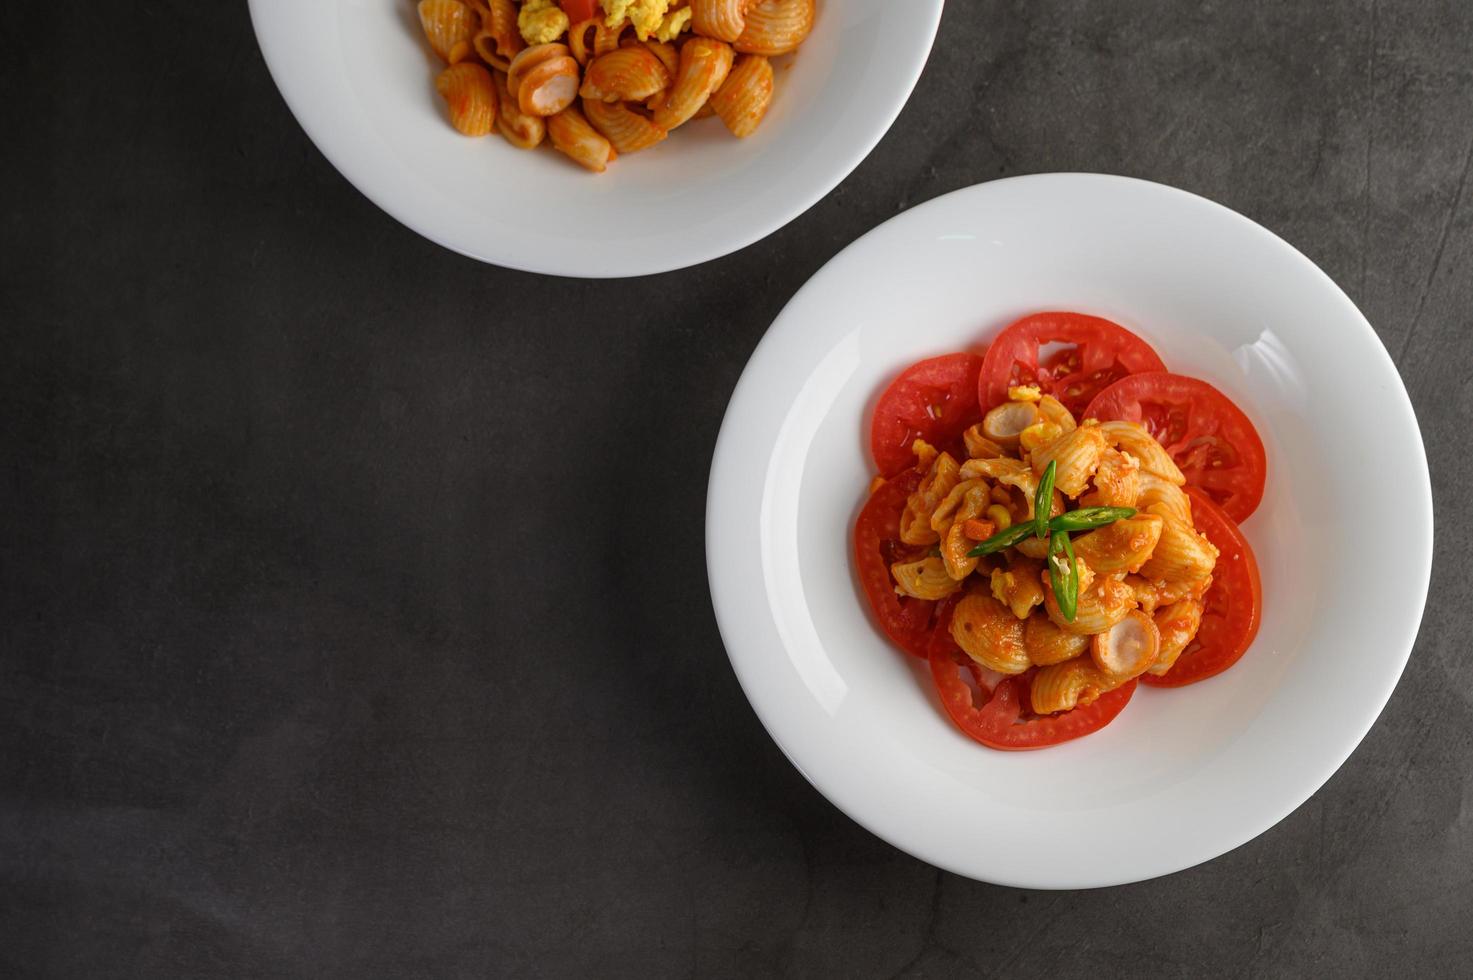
[1030, 658, 1121, 715]
[1082, 447, 1141, 509]
[580, 46, 673, 102]
[518, 55, 581, 116]
[643, 40, 680, 77]
[734, 0, 815, 55]
[1138, 515, 1218, 586]
[959, 457, 1032, 498]
[891, 556, 963, 602]
[595, 17, 637, 56]
[638, 41, 679, 111]
[1031, 424, 1108, 498]
[1023, 615, 1090, 666]
[950, 592, 1030, 675]
[507, 43, 572, 100]
[653, 37, 735, 130]
[435, 62, 498, 136]
[582, 98, 668, 153]
[492, 70, 545, 148]
[1013, 535, 1050, 561]
[1045, 574, 1136, 635]
[710, 53, 773, 137]
[958, 457, 1064, 522]
[940, 522, 980, 581]
[691, 0, 748, 42]
[898, 511, 939, 548]
[1090, 609, 1160, 678]
[962, 424, 1008, 461]
[473, 32, 513, 71]
[1137, 470, 1193, 525]
[989, 558, 1046, 619]
[1122, 575, 1162, 614]
[1100, 421, 1185, 484]
[1037, 394, 1077, 433]
[546, 104, 615, 172]
[419, 0, 478, 64]
[486, 0, 525, 58]
[928, 478, 988, 534]
[1150, 597, 1206, 675]
[568, 17, 600, 64]
[1073, 514, 1165, 575]
[899, 452, 961, 546]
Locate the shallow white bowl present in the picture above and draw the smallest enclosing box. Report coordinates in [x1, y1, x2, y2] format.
[247, 0, 942, 277]
[706, 174, 1433, 889]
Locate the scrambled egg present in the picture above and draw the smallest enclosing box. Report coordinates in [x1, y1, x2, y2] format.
[602, 0, 691, 42]
[519, 0, 570, 45]
[655, 5, 691, 42]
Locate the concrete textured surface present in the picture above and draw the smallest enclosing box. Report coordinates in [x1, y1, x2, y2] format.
[2, 0, 1471, 976]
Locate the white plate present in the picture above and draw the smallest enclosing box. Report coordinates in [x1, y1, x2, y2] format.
[706, 174, 1433, 889]
[247, 0, 942, 278]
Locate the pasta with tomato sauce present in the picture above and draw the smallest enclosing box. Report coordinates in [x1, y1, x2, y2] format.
[856, 312, 1265, 750]
[413, 0, 815, 173]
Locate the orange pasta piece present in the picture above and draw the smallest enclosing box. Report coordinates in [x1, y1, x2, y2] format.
[472, 32, 512, 71]
[492, 70, 545, 148]
[568, 17, 600, 65]
[643, 40, 680, 77]
[595, 17, 637, 56]
[582, 99, 669, 154]
[691, 0, 748, 43]
[579, 46, 672, 102]
[653, 37, 734, 131]
[547, 104, 616, 172]
[950, 592, 1030, 675]
[419, 0, 477, 64]
[734, 0, 814, 56]
[487, 0, 524, 59]
[709, 53, 773, 137]
[1031, 658, 1122, 714]
[435, 62, 498, 136]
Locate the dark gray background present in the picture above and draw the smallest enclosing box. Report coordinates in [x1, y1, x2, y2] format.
[2, 0, 1470, 976]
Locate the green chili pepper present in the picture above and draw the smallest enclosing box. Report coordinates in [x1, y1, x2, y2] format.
[966, 521, 1036, 557]
[1033, 459, 1056, 540]
[1048, 530, 1079, 622]
[1048, 506, 1137, 533]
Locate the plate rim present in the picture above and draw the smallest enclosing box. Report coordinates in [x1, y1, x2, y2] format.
[246, 0, 945, 278]
[705, 172, 1434, 888]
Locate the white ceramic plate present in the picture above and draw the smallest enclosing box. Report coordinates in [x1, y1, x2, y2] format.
[706, 174, 1433, 889]
[247, 0, 941, 277]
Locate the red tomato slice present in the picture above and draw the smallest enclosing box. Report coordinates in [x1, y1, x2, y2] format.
[977, 312, 1167, 417]
[854, 469, 942, 658]
[869, 352, 984, 477]
[925, 595, 963, 660]
[1141, 488, 1263, 688]
[929, 650, 1137, 750]
[559, 0, 601, 22]
[1083, 372, 1267, 522]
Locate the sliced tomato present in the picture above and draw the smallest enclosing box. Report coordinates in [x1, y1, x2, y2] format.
[1141, 487, 1263, 688]
[559, 0, 601, 22]
[869, 352, 985, 477]
[929, 650, 1136, 750]
[855, 469, 942, 658]
[977, 312, 1167, 417]
[925, 595, 962, 660]
[1083, 372, 1266, 522]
